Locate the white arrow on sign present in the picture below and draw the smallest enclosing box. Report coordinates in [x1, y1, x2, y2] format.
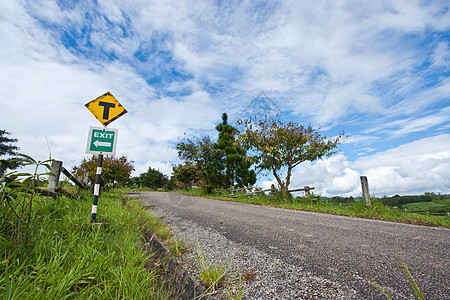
[94, 140, 111, 147]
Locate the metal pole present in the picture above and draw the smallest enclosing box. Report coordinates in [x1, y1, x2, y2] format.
[91, 154, 103, 222]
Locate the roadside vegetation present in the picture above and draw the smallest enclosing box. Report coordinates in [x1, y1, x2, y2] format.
[1, 165, 175, 299]
[1, 119, 448, 299]
[175, 188, 450, 228]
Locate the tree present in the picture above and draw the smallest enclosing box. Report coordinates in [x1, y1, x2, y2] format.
[216, 113, 256, 187]
[72, 155, 134, 188]
[176, 113, 256, 193]
[0, 130, 21, 176]
[237, 118, 343, 202]
[136, 167, 169, 190]
[176, 135, 223, 192]
[171, 163, 200, 189]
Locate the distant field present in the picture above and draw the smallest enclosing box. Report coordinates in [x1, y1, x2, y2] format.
[404, 198, 450, 211]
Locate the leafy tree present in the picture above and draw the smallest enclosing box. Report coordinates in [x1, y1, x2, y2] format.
[237, 118, 343, 202]
[176, 113, 256, 193]
[0, 130, 21, 176]
[136, 167, 169, 190]
[176, 135, 223, 192]
[171, 163, 200, 189]
[72, 155, 134, 188]
[216, 113, 256, 187]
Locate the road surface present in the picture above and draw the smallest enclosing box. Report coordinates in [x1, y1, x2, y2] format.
[138, 192, 449, 299]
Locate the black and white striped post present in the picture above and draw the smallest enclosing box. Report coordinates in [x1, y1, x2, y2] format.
[85, 92, 127, 223]
[91, 154, 103, 222]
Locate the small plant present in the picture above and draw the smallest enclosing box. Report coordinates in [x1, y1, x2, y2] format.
[368, 250, 424, 300]
[193, 244, 236, 294]
[1, 154, 52, 247]
[225, 277, 245, 300]
[154, 224, 171, 240]
[167, 234, 188, 257]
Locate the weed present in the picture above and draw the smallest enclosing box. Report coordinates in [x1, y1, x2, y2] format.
[1, 154, 52, 248]
[167, 234, 188, 257]
[242, 268, 257, 281]
[193, 244, 236, 294]
[368, 250, 424, 300]
[225, 276, 245, 300]
[155, 224, 171, 240]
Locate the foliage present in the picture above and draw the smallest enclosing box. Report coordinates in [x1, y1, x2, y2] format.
[176, 113, 256, 193]
[0, 189, 172, 299]
[381, 193, 439, 207]
[216, 113, 256, 188]
[237, 118, 343, 202]
[0, 130, 21, 176]
[171, 163, 200, 189]
[176, 135, 220, 192]
[403, 198, 450, 213]
[72, 155, 134, 188]
[329, 196, 356, 205]
[1, 154, 52, 248]
[134, 167, 169, 190]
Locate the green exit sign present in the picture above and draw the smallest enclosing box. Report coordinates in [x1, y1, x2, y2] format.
[86, 126, 118, 155]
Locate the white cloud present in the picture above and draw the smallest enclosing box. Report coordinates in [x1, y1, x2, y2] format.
[1, 0, 449, 192]
[377, 0, 450, 32]
[364, 106, 450, 138]
[287, 134, 450, 197]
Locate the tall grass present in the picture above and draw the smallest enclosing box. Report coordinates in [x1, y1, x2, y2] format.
[0, 188, 171, 299]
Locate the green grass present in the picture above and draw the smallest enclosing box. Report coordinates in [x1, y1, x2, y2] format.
[368, 250, 425, 300]
[193, 244, 236, 295]
[175, 189, 450, 228]
[1, 188, 173, 299]
[404, 198, 450, 211]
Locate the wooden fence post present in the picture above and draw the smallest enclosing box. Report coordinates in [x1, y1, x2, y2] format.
[304, 186, 311, 198]
[83, 173, 89, 187]
[48, 160, 63, 192]
[360, 176, 371, 207]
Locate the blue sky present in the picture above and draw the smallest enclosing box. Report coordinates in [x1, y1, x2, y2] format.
[1, 0, 449, 196]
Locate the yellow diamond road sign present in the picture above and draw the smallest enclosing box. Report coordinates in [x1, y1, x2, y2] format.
[85, 92, 127, 126]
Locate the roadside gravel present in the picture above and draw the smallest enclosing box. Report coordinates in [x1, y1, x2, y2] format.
[149, 201, 359, 299]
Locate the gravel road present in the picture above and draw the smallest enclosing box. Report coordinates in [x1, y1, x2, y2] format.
[136, 192, 449, 299]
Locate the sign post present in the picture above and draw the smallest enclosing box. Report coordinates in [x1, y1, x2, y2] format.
[85, 92, 127, 223]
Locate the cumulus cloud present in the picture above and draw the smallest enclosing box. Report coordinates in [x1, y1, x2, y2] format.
[1, 0, 449, 192]
[286, 134, 450, 197]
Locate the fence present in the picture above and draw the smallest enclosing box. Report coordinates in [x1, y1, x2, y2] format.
[1, 160, 88, 199]
[225, 184, 315, 198]
[46, 160, 89, 198]
[389, 207, 449, 216]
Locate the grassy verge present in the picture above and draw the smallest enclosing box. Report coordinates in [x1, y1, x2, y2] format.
[404, 198, 450, 211]
[175, 189, 450, 228]
[1, 188, 173, 299]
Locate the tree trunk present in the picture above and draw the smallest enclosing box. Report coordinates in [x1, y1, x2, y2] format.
[280, 184, 289, 202]
[272, 167, 289, 203]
